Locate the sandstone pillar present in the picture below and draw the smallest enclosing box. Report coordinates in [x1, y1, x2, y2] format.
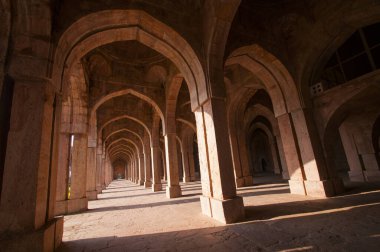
[339, 123, 365, 181]
[195, 98, 244, 224]
[188, 147, 196, 181]
[237, 129, 254, 186]
[277, 113, 307, 195]
[86, 147, 97, 200]
[269, 138, 281, 174]
[96, 151, 103, 193]
[276, 135, 289, 179]
[69, 134, 88, 211]
[101, 156, 106, 189]
[144, 142, 152, 188]
[164, 133, 182, 198]
[181, 144, 191, 183]
[0, 79, 63, 251]
[289, 108, 343, 196]
[138, 154, 145, 185]
[55, 134, 70, 210]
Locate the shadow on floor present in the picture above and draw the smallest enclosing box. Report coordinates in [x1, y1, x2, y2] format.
[88, 197, 200, 213]
[244, 185, 380, 221]
[58, 196, 380, 251]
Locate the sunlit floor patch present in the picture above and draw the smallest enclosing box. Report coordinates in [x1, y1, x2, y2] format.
[59, 178, 380, 252]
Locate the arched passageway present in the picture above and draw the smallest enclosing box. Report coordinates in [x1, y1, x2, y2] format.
[1, 1, 380, 251]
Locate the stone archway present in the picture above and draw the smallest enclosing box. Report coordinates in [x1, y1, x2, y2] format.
[225, 44, 341, 197]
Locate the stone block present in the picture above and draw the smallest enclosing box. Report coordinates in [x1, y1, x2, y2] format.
[166, 185, 182, 198]
[288, 179, 306, 195]
[207, 196, 245, 224]
[348, 171, 365, 182]
[183, 176, 191, 183]
[200, 195, 212, 218]
[244, 176, 254, 186]
[332, 178, 345, 194]
[235, 177, 245, 188]
[144, 181, 152, 188]
[152, 183, 162, 192]
[304, 180, 335, 197]
[0, 217, 63, 252]
[365, 170, 380, 181]
[86, 190, 98, 200]
[67, 197, 88, 213]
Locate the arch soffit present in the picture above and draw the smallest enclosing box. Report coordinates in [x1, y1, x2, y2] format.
[225, 44, 301, 117]
[110, 147, 133, 157]
[52, 10, 207, 111]
[248, 122, 275, 144]
[104, 128, 144, 148]
[108, 143, 135, 155]
[100, 115, 152, 140]
[105, 130, 144, 152]
[90, 88, 165, 134]
[107, 138, 140, 154]
[176, 118, 196, 133]
[243, 104, 279, 136]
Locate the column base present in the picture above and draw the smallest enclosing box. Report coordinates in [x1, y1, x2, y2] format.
[288, 179, 306, 195]
[86, 190, 98, 200]
[244, 176, 253, 186]
[304, 180, 335, 197]
[96, 186, 102, 194]
[235, 177, 245, 188]
[183, 177, 191, 183]
[364, 170, 380, 181]
[138, 180, 144, 186]
[282, 171, 290, 180]
[144, 181, 152, 188]
[236, 176, 253, 188]
[0, 217, 63, 252]
[349, 171, 365, 182]
[332, 178, 345, 194]
[200, 195, 245, 224]
[55, 197, 88, 215]
[152, 183, 162, 192]
[166, 185, 182, 198]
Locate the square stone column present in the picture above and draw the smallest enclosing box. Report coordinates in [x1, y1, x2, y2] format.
[151, 130, 162, 191]
[138, 154, 145, 185]
[0, 79, 63, 250]
[339, 123, 365, 181]
[181, 146, 191, 183]
[56, 134, 88, 215]
[164, 133, 182, 198]
[188, 149, 197, 181]
[194, 98, 245, 224]
[291, 108, 343, 197]
[86, 147, 97, 200]
[144, 147, 152, 188]
[96, 152, 103, 193]
[277, 113, 307, 195]
[237, 128, 254, 186]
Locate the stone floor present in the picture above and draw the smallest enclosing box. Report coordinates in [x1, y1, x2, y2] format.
[58, 177, 380, 251]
